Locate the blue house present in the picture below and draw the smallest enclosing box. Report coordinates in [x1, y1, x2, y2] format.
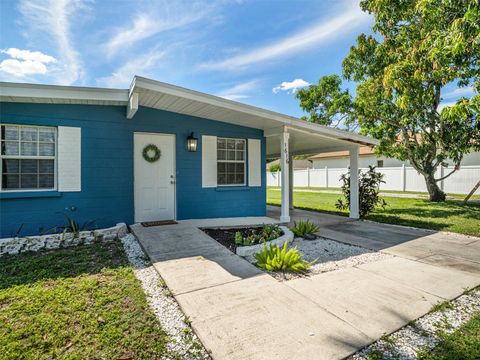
[0, 76, 377, 237]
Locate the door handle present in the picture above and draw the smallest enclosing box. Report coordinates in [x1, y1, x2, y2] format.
[170, 180, 175, 184]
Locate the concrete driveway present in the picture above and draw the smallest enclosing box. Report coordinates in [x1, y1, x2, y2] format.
[132, 210, 480, 360]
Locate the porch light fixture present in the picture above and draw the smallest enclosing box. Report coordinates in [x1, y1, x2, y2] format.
[187, 132, 198, 152]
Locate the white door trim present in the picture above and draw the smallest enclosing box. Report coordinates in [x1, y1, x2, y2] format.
[133, 132, 176, 222]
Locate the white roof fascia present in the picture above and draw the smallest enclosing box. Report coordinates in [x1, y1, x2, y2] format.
[0, 82, 129, 103]
[131, 76, 378, 147]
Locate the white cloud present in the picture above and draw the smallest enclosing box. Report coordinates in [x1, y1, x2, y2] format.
[0, 48, 57, 77]
[97, 50, 166, 88]
[19, 0, 89, 85]
[273, 78, 310, 94]
[217, 80, 260, 100]
[1, 48, 56, 63]
[443, 86, 475, 99]
[200, 4, 370, 70]
[104, 3, 212, 58]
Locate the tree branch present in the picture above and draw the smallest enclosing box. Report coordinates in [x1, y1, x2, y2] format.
[435, 167, 458, 182]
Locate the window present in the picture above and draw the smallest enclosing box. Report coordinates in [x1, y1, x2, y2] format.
[377, 160, 384, 168]
[1, 125, 56, 191]
[217, 138, 245, 185]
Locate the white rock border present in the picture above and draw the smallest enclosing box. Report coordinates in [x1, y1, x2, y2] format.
[0, 223, 128, 256]
[235, 226, 293, 257]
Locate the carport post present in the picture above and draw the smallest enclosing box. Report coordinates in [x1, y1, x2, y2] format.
[288, 154, 294, 210]
[280, 131, 290, 223]
[349, 146, 360, 219]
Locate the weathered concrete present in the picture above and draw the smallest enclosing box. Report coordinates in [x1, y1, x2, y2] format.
[133, 209, 480, 360]
[287, 267, 441, 340]
[356, 257, 480, 300]
[176, 274, 371, 360]
[131, 223, 262, 295]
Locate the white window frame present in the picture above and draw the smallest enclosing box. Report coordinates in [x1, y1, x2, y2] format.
[1, 124, 57, 192]
[217, 137, 246, 187]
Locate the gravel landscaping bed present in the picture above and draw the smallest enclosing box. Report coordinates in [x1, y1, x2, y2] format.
[121, 233, 210, 359]
[350, 288, 480, 360]
[245, 236, 393, 281]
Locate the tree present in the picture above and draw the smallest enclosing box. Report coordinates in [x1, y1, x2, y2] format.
[300, 0, 480, 201]
[296, 75, 356, 130]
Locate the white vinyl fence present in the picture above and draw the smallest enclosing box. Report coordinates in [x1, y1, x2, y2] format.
[267, 165, 480, 195]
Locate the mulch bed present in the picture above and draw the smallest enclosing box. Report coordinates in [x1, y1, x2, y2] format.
[201, 227, 264, 253]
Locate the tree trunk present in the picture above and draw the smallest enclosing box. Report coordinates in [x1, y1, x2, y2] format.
[424, 172, 446, 202]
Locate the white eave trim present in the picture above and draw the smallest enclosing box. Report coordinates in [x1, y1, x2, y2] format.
[0, 82, 129, 103]
[131, 76, 378, 147]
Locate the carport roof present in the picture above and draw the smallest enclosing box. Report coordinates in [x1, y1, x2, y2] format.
[0, 76, 378, 156]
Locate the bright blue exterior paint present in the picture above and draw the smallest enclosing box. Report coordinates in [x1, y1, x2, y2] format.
[0, 103, 266, 237]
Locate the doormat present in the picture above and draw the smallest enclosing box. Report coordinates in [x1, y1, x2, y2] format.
[141, 220, 178, 227]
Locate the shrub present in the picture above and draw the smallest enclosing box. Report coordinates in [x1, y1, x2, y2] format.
[234, 224, 282, 247]
[290, 219, 320, 237]
[254, 241, 315, 273]
[268, 163, 281, 173]
[336, 165, 387, 218]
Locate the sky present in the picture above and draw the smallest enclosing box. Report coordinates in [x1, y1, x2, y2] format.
[0, 0, 473, 118]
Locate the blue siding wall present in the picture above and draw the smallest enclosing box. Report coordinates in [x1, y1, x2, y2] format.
[0, 103, 266, 237]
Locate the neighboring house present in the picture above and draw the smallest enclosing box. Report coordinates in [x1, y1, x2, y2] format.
[267, 159, 313, 171]
[0, 76, 376, 237]
[309, 146, 480, 169]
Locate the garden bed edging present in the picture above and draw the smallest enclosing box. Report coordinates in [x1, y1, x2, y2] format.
[0, 223, 128, 256]
[235, 226, 293, 257]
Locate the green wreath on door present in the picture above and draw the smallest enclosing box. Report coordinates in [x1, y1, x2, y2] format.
[142, 144, 161, 163]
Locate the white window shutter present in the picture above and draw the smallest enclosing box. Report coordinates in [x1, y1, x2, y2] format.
[248, 138, 261, 187]
[202, 135, 217, 188]
[57, 126, 81, 192]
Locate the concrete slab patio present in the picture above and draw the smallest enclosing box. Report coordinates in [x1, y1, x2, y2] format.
[132, 211, 480, 360]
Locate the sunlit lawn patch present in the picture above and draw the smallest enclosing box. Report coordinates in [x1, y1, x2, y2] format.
[0, 240, 173, 359]
[267, 189, 480, 237]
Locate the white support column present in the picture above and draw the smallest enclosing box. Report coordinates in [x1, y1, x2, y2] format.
[280, 131, 290, 223]
[325, 166, 329, 188]
[349, 146, 360, 219]
[288, 154, 294, 210]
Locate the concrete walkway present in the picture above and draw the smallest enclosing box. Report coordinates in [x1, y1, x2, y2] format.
[132, 211, 480, 360]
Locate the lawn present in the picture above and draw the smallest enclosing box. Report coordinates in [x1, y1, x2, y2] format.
[0, 240, 174, 359]
[267, 189, 480, 237]
[418, 313, 480, 360]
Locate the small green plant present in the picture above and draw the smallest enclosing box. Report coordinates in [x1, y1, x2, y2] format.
[59, 207, 97, 238]
[268, 163, 281, 173]
[290, 219, 320, 237]
[254, 241, 316, 273]
[336, 166, 387, 218]
[234, 224, 282, 247]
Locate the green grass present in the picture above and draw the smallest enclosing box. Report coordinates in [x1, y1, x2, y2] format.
[267, 189, 480, 237]
[0, 240, 174, 359]
[268, 186, 480, 200]
[418, 313, 480, 360]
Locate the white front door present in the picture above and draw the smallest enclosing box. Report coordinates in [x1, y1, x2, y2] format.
[134, 133, 176, 222]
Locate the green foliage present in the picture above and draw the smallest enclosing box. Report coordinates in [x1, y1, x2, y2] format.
[300, 1, 480, 202]
[296, 74, 356, 130]
[58, 207, 97, 238]
[234, 224, 282, 247]
[417, 313, 480, 360]
[336, 166, 387, 218]
[268, 163, 281, 172]
[254, 241, 315, 273]
[290, 219, 320, 237]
